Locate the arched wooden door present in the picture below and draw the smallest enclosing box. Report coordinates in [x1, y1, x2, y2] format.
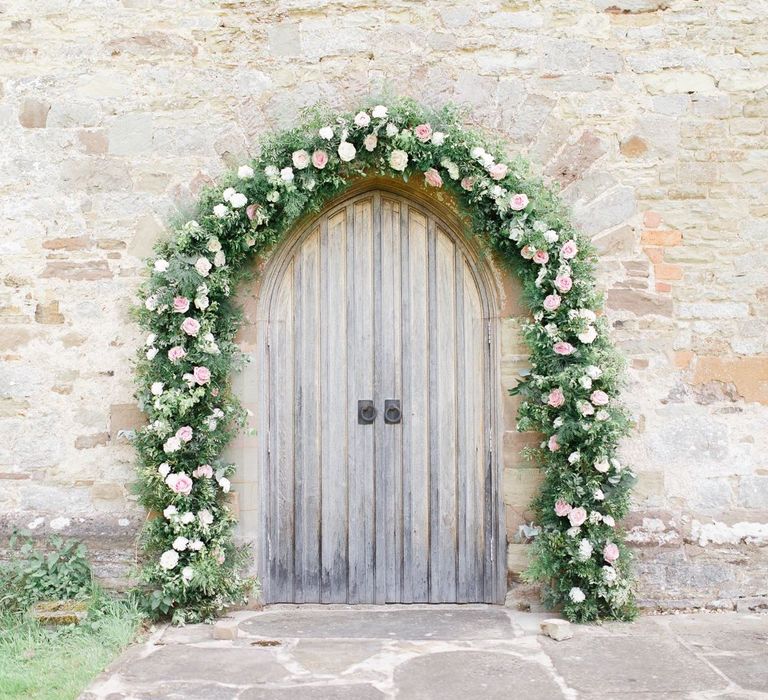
[257, 185, 504, 604]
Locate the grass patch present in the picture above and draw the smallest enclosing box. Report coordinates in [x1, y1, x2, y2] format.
[0, 592, 144, 700]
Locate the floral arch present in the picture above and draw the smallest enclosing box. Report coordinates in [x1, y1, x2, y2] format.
[134, 99, 636, 624]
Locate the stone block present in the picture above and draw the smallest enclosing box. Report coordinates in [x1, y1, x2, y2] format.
[644, 72, 717, 95]
[545, 130, 607, 187]
[213, 619, 239, 640]
[540, 618, 572, 641]
[75, 433, 109, 449]
[40, 261, 112, 281]
[606, 289, 673, 317]
[691, 356, 768, 405]
[19, 98, 50, 128]
[507, 543, 531, 574]
[268, 23, 301, 57]
[737, 477, 768, 510]
[109, 403, 146, 435]
[108, 113, 153, 156]
[641, 230, 682, 246]
[34, 301, 64, 324]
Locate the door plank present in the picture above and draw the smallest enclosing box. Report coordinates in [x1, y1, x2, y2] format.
[347, 199, 376, 603]
[321, 210, 350, 602]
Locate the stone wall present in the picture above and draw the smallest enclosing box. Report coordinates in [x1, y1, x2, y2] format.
[1, 0, 766, 607]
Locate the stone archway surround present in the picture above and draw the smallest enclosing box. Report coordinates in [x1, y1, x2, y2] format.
[134, 100, 636, 624]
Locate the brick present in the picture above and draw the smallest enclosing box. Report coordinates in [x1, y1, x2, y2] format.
[673, 350, 694, 369]
[643, 211, 662, 228]
[643, 247, 664, 264]
[641, 230, 682, 246]
[607, 289, 673, 316]
[109, 404, 146, 436]
[78, 130, 108, 154]
[40, 261, 112, 280]
[655, 263, 683, 280]
[655, 282, 672, 292]
[42, 236, 92, 251]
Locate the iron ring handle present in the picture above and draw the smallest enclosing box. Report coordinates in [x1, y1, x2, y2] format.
[358, 400, 376, 425]
[384, 399, 402, 424]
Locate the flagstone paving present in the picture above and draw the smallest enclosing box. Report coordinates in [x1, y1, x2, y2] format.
[81, 605, 768, 699]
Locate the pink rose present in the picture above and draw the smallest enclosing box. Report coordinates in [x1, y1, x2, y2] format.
[521, 245, 535, 260]
[533, 250, 549, 265]
[553, 341, 575, 356]
[554, 499, 572, 517]
[414, 123, 432, 142]
[193, 464, 213, 479]
[424, 168, 443, 188]
[176, 426, 193, 442]
[168, 346, 186, 362]
[555, 275, 573, 293]
[568, 507, 587, 527]
[547, 388, 565, 408]
[603, 542, 620, 563]
[312, 150, 328, 169]
[173, 296, 190, 313]
[543, 294, 561, 311]
[560, 239, 578, 260]
[246, 203, 260, 221]
[548, 435, 560, 452]
[193, 366, 211, 385]
[181, 317, 200, 336]
[510, 193, 529, 211]
[590, 390, 610, 406]
[166, 472, 193, 495]
[460, 176, 475, 191]
[488, 163, 508, 180]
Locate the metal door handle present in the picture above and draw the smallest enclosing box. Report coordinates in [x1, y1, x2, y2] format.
[358, 400, 376, 425]
[384, 399, 401, 424]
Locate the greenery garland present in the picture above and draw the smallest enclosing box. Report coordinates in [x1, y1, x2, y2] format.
[134, 98, 636, 623]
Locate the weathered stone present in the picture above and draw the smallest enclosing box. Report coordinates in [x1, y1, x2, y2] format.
[540, 618, 572, 641]
[75, 433, 109, 449]
[109, 113, 153, 156]
[212, 618, 239, 640]
[34, 301, 64, 324]
[40, 261, 112, 280]
[691, 356, 768, 404]
[620, 135, 648, 157]
[18, 98, 51, 128]
[606, 289, 673, 316]
[78, 130, 108, 154]
[545, 131, 607, 186]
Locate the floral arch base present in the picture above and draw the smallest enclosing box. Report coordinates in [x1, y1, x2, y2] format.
[134, 99, 636, 624]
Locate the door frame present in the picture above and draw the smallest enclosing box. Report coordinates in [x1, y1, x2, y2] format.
[252, 176, 507, 603]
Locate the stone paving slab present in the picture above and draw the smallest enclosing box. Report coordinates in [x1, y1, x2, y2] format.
[81, 608, 768, 700]
[238, 605, 517, 640]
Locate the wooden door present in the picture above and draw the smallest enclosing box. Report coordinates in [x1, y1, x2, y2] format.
[258, 187, 503, 604]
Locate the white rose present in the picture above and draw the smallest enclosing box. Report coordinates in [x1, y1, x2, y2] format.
[264, 165, 279, 177]
[603, 515, 616, 528]
[145, 332, 156, 346]
[372, 105, 388, 119]
[206, 238, 221, 253]
[470, 146, 486, 160]
[319, 126, 333, 140]
[213, 203, 228, 218]
[154, 259, 169, 272]
[151, 381, 164, 396]
[266, 190, 280, 202]
[172, 536, 189, 551]
[280, 167, 294, 182]
[354, 111, 370, 127]
[566, 526, 581, 538]
[158, 462, 171, 478]
[480, 152, 494, 167]
[146, 347, 158, 360]
[194, 296, 209, 310]
[198, 509, 214, 526]
[214, 250, 226, 267]
[569, 587, 586, 603]
[578, 326, 597, 344]
[238, 165, 254, 179]
[181, 511, 195, 524]
[182, 566, 194, 582]
[579, 376, 593, 390]
[363, 134, 377, 151]
[431, 131, 446, 146]
[389, 149, 409, 171]
[195, 257, 212, 277]
[385, 122, 398, 137]
[568, 451, 580, 464]
[338, 141, 356, 162]
[553, 416, 564, 428]
[159, 550, 179, 570]
[596, 410, 610, 421]
[586, 365, 603, 379]
[218, 477, 231, 493]
[189, 540, 203, 551]
[229, 192, 247, 208]
[292, 149, 310, 169]
[162, 504, 177, 519]
[594, 488, 605, 501]
[163, 436, 181, 454]
[602, 566, 617, 585]
[145, 295, 158, 311]
[222, 187, 235, 202]
[595, 459, 610, 473]
[589, 510, 603, 524]
[544, 230, 559, 243]
[578, 539, 593, 561]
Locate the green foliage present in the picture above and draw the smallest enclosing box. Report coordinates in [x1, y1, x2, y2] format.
[0, 531, 93, 612]
[135, 96, 636, 622]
